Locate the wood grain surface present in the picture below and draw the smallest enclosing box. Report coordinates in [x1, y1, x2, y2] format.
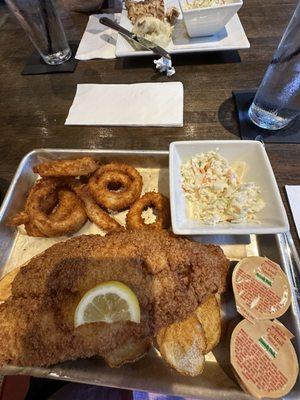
[0, 0, 299, 253]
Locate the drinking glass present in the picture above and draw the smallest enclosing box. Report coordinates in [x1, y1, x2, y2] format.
[5, 0, 71, 65]
[248, 3, 300, 130]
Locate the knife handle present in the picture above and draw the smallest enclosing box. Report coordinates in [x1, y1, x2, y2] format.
[99, 17, 134, 39]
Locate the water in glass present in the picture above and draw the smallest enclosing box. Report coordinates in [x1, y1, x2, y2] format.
[249, 3, 300, 130]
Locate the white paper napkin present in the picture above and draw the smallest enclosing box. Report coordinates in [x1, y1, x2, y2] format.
[286, 185, 300, 239]
[65, 83, 184, 127]
[75, 13, 120, 60]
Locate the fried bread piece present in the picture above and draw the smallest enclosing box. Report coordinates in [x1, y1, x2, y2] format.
[0, 229, 228, 367]
[157, 314, 206, 376]
[102, 338, 152, 367]
[0, 267, 21, 302]
[156, 295, 222, 376]
[125, 0, 165, 24]
[165, 6, 180, 25]
[195, 295, 221, 354]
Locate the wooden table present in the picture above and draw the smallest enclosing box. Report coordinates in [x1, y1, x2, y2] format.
[0, 0, 299, 249]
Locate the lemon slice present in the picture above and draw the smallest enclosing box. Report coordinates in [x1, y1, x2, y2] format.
[74, 281, 140, 327]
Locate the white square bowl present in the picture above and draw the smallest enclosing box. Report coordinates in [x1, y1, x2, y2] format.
[179, 0, 243, 38]
[169, 140, 289, 235]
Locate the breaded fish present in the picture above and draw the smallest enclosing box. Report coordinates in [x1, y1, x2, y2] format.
[0, 229, 229, 367]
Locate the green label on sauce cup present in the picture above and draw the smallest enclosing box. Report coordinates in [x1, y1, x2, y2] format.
[232, 256, 291, 321]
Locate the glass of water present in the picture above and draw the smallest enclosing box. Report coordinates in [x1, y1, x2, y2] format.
[5, 0, 71, 65]
[248, 3, 300, 130]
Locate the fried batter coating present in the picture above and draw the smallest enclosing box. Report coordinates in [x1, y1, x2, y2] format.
[88, 163, 142, 211]
[9, 180, 87, 237]
[0, 229, 229, 367]
[24, 220, 45, 237]
[102, 338, 152, 367]
[165, 6, 180, 25]
[73, 184, 122, 232]
[33, 157, 98, 178]
[126, 192, 171, 230]
[8, 179, 59, 231]
[125, 0, 165, 24]
[29, 189, 87, 237]
[8, 211, 30, 226]
[22, 179, 87, 237]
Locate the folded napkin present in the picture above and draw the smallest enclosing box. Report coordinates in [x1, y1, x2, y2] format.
[75, 13, 120, 60]
[65, 83, 184, 127]
[286, 185, 300, 239]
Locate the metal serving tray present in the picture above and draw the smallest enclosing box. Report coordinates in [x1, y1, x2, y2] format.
[0, 149, 299, 400]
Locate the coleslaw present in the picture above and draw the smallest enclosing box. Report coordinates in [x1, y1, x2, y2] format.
[184, 0, 226, 10]
[181, 151, 265, 225]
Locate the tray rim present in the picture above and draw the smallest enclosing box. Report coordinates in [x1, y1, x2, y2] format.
[0, 148, 299, 399]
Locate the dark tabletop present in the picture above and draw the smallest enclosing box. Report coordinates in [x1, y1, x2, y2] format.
[0, 0, 299, 251]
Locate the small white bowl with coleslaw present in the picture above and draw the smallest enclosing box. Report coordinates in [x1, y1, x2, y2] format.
[169, 140, 289, 235]
[179, 0, 243, 38]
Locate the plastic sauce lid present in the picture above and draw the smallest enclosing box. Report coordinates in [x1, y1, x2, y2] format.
[230, 319, 298, 399]
[232, 257, 291, 321]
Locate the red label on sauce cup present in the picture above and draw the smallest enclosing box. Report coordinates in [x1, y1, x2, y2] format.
[232, 257, 291, 321]
[230, 319, 298, 399]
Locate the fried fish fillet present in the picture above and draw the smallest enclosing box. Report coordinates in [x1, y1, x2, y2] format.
[0, 229, 228, 367]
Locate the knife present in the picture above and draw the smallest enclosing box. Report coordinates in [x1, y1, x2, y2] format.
[99, 17, 171, 60]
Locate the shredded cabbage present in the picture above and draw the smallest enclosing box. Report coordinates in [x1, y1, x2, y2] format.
[184, 0, 226, 10]
[181, 151, 265, 225]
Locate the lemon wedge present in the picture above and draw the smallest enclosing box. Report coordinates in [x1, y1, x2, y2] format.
[74, 281, 141, 327]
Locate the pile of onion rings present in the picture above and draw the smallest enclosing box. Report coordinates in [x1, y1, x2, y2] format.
[9, 157, 171, 237]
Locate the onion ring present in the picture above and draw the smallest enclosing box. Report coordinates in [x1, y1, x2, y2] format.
[27, 180, 59, 210]
[33, 156, 98, 177]
[25, 185, 85, 237]
[25, 181, 87, 237]
[73, 184, 122, 232]
[88, 163, 142, 211]
[24, 220, 45, 237]
[126, 192, 171, 230]
[50, 190, 85, 221]
[8, 179, 59, 232]
[9, 211, 30, 227]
